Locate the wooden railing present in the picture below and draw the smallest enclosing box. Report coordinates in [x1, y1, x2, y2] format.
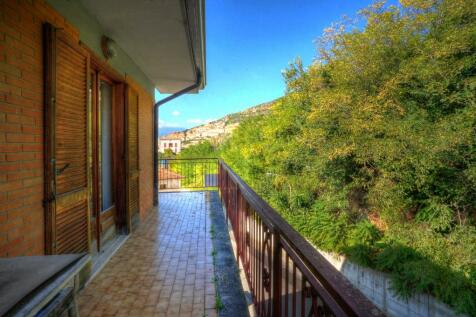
[218, 160, 384, 317]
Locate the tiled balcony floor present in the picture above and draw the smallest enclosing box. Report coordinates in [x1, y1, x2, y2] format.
[78, 192, 219, 317]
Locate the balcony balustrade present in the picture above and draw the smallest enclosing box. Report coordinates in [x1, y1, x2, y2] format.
[150, 158, 384, 317]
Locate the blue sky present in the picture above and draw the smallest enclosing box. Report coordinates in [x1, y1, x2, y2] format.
[157, 0, 383, 131]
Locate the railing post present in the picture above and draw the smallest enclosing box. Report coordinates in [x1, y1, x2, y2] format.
[272, 231, 282, 317]
[219, 160, 222, 192]
[218, 161, 221, 194]
[233, 183, 237, 232]
[235, 186, 240, 260]
[225, 170, 229, 222]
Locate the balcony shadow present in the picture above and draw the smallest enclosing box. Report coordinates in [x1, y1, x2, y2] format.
[207, 191, 249, 317]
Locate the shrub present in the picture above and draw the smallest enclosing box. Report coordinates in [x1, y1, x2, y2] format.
[220, 0, 476, 314]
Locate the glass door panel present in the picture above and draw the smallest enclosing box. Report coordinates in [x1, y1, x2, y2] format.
[100, 80, 114, 211]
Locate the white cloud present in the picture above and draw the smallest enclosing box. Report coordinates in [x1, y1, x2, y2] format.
[171, 110, 180, 116]
[186, 118, 215, 125]
[158, 119, 181, 128]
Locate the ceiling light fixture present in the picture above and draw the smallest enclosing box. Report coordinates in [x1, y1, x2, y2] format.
[101, 36, 117, 60]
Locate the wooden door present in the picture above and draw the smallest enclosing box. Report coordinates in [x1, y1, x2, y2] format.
[44, 24, 90, 254]
[90, 63, 127, 249]
[98, 77, 117, 243]
[126, 87, 140, 230]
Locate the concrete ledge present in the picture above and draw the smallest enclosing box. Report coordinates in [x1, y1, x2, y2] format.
[318, 250, 466, 317]
[209, 192, 250, 317]
[225, 219, 257, 317]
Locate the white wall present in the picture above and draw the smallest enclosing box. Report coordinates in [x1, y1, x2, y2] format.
[159, 179, 180, 190]
[159, 139, 182, 153]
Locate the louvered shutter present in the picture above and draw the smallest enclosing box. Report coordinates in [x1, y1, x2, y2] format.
[44, 24, 90, 254]
[126, 87, 140, 229]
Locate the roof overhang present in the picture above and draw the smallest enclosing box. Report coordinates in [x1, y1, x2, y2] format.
[80, 0, 206, 93]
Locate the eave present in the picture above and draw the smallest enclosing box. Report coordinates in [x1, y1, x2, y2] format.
[79, 0, 206, 94]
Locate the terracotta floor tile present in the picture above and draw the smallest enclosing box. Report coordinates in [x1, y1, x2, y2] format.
[78, 192, 218, 317]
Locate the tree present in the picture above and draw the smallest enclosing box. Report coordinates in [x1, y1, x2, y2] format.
[220, 0, 476, 313]
[159, 148, 175, 159]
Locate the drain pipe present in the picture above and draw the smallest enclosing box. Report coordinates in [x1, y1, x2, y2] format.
[153, 70, 202, 206]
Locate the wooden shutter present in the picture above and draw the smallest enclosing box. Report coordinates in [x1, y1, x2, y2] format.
[126, 87, 140, 230]
[44, 24, 90, 254]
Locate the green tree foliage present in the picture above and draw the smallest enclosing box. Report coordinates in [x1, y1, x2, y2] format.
[220, 0, 476, 314]
[178, 140, 218, 159]
[159, 148, 176, 159]
[166, 141, 218, 188]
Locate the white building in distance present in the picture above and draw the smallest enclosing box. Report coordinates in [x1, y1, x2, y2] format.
[159, 138, 182, 153]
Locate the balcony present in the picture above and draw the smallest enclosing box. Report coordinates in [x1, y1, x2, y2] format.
[78, 191, 224, 317]
[76, 159, 382, 317]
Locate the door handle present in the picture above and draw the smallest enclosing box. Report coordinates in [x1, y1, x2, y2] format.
[56, 163, 70, 175]
[44, 159, 57, 205]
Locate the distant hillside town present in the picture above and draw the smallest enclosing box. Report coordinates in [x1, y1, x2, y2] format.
[159, 100, 273, 152]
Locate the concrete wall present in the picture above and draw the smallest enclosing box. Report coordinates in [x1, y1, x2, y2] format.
[318, 250, 464, 317]
[159, 179, 180, 190]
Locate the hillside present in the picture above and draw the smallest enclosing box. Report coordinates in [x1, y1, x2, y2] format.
[159, 126, 185, 136]
[161, 100, 273, 147]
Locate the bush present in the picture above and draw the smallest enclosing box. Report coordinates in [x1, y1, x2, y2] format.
[219, 0, 476, 314]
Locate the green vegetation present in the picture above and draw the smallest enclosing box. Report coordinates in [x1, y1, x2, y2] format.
[158, 141, 218, 189]
[224, 102, 272, 126]
[216, 0, 476, 314]
[170, 141, 218, 188]
[210, 224, 216, 239]
[158, 148, 176, 159]
[159, 140, 218, 160]
[215, 294, 224, 311]
[209, 224, 224, 312]
[178, 140, 218, 159]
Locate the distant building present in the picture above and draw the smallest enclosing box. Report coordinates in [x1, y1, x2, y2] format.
[159, 138, 182, 153]
[159, 168, 184, 190]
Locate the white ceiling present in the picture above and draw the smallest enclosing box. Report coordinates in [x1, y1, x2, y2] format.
[80, 0, 203, 93]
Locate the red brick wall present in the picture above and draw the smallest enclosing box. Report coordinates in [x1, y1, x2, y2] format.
[126, 76, 154, 219]
[0, 0, 81, 257]
[0, 0, 155, 256]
